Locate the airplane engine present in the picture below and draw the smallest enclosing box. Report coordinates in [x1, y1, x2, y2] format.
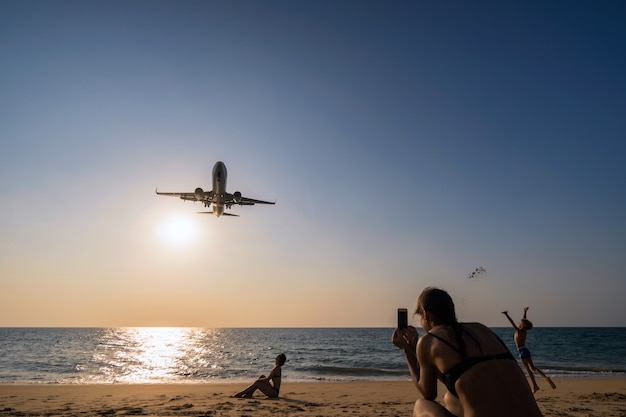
[194, 187, 205, 199]
[233, 191, 242, 203]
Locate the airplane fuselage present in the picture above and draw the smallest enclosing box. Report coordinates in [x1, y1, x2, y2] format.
[212, 161, 227, 217]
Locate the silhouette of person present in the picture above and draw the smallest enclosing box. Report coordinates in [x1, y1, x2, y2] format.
[503, 307, 556, 393]
[233, 353, 286, 398]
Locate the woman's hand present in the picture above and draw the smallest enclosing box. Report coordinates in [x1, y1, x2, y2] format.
[392, 326, 419, 350]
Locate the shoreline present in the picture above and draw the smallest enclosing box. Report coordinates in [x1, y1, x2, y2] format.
[1, 378, 625, 416]
[1, 373, 625, 385]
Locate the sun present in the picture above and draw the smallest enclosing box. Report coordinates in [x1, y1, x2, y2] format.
[155, 213, 198, 246]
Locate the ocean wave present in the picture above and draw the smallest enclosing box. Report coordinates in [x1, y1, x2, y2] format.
[303, 364, 408, 377]
[545, 366, 626, 377]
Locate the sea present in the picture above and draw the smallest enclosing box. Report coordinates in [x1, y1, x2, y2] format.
[0, 327, 624, 384]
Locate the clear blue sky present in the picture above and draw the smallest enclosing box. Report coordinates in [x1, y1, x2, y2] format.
[1, 1, 625, 327]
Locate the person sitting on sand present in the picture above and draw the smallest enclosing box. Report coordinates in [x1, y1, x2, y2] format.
[233, 353, 286, 398]
[393, 287, 543, 417]
[502, 307, 556, 393]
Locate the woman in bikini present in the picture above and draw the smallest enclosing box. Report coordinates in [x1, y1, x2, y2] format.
[233, 353, 286, 398]
[392, 287, 543, 417]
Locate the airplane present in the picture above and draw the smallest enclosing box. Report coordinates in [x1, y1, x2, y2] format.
[156, 161, 275, 217]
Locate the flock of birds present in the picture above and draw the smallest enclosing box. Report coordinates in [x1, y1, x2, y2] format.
[467, 266, 486, 279]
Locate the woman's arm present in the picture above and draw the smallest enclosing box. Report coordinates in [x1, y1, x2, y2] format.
[392, 326, 420, 389]
[266, 365, 281, 380]
[416, 336, 438, 400]
[404, 342, 420, 389]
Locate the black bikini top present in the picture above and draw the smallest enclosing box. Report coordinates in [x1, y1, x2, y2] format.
[427, 328, 515, 398]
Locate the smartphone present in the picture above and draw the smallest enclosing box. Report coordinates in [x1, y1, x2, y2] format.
[397, 308, 408, 329]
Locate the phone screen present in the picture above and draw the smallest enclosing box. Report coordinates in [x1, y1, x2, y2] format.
[397, 308, 408, 329]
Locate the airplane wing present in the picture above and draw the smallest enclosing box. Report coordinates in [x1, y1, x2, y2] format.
[237, 196, 276, 206]
[155, 191, 196, 201]
[155, 189, 214, 202]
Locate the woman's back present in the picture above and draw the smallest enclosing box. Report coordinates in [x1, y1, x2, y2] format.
[429, 322, 543, 417]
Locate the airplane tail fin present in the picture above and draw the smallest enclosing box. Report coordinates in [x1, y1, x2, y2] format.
[196, 211, 239, 217]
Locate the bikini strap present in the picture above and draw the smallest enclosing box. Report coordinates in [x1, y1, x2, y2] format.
[426, 331, 462, 354]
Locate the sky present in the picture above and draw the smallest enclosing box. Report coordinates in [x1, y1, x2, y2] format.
[1, 1, 625, 328]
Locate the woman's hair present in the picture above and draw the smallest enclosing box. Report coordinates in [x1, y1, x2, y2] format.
[416, 287, 480, 357]
[416, 287, 457, 324]
[276, 353, 286, 366]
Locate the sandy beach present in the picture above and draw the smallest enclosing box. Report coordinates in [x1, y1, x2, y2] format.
[1, 379, 625, 416]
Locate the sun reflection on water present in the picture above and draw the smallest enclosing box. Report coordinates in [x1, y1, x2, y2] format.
[95, 327, 218, 383]
[128, 328, 186, 381]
